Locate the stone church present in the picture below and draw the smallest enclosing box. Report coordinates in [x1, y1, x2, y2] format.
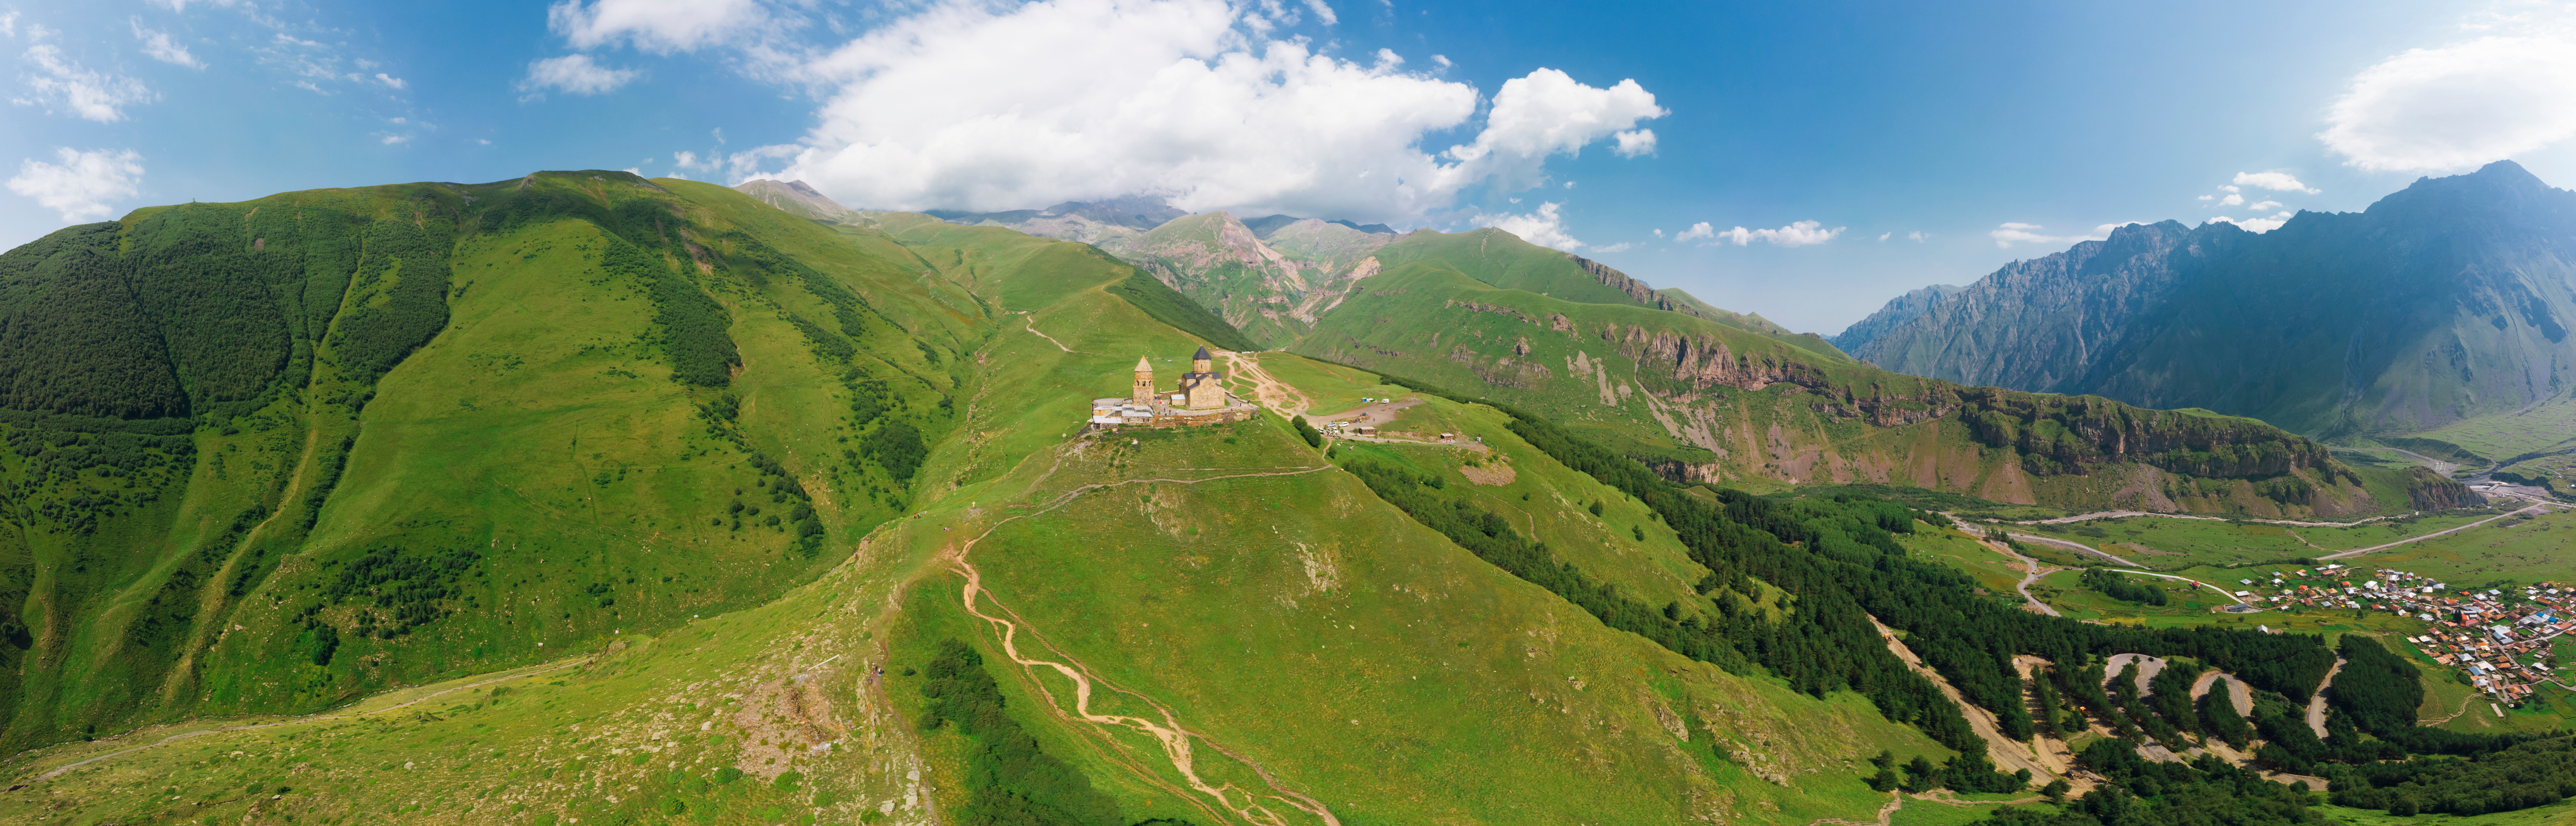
[1089, 345, 1256, 428]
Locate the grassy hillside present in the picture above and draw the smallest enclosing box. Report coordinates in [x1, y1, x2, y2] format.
[1285, 257, 2436, 517]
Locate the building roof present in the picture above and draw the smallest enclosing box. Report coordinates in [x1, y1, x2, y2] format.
[1134, 355, 1152, 372]
[1193, 345, 1212, 360]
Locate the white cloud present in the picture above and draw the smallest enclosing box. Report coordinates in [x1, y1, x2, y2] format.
[2196, 194, 2213, 201]
[549, 0, 767, 54]
[1877, 232, 1890, 241]
[131, 20, 204, 68]
[148, 0, 239, 11]
[18, 45, 156, 122]
[1592, 241, 1633, 253]
[478, 138, 493, 145]
[1650, 228, 1663, 238]
[1, 13, 16, 38]
[1471, 201, 1583, 251]
[2231, 171, 2319, 194]
[623, 166, 642, 175]
[2321, 21, 2576, 172]
[1700, 220, 1843, 247]
[1906, 230, 1927, 242]
[380, 134, 410, 145]
[2211, 211, 2295, 233]
[2217, 192, 2243, 206]
[1612, 128, 1656, 158]
[376, 72, 406, 89]
[518, 54, 641, 96]
[753, 0, 1664, 222]
[7, 147, 143, 221]
[1989, 222, 2112, 249]
[1675, 222, 1713, 242]
[1445, 68, 1666, 191]
[2248, 200, 2281, 211]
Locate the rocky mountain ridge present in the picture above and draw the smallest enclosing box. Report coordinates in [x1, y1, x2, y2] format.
[1838, 161, 2576, 443]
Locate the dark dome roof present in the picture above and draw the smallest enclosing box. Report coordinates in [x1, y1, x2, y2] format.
[1193, 345, 1212, 360]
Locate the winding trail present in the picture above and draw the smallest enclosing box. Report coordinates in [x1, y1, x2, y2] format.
[945, 457, 1340, 826]
[14, 656, 588, 787]
[1023, 317, 1077, 353]
[2420, 693, 2479, 725]
[1221, 352, 1313, 420]
[1807, 791, 1904, 826]
[1941, 513, 2064, 616]
[2305, 658, 2346, 740]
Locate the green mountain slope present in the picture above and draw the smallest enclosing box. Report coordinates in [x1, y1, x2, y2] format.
[1287, 258, 2445, 517]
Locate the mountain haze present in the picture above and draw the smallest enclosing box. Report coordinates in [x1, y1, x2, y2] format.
[1840, 161, 2576, 452]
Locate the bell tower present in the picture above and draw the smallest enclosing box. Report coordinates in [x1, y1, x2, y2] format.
[1131, 356, 1155, 403]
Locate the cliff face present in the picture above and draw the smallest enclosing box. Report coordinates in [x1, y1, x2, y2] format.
[1829, 283, 1960, 355]
[1845, 161, 2576, 439]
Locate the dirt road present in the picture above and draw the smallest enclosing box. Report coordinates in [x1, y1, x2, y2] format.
[1866, 615, 2067, 786]
[2306, 658, 2346, 739]
[2321, 504, 2556, 559]
[1221, 352, 1314, 420]
[1941, 513, 2063, 616]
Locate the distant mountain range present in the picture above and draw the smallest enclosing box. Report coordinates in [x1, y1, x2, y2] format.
[1836, 161, 2576, 462]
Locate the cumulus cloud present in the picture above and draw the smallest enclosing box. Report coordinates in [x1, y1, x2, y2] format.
[2320, 16, 2576, 171]
[7, 147, 144, 221]
[2232, 171, 2319, 193]
[1906, 230, 1927, 242]
[2217, 192, 2243, 206]
[741, 0, 1662, 223]
[132, 19, 204, 68]
[1877, 232, 1889, 241]
[17, 45, 156, 122]
[1990, 222, 2116, 249]
[376, 72, 406, 89]
[1612, 128, 1656, 158]
[2249, 200, 2281, 211]
[518, 54, 641, 96]
[1472, 201, 1584, 251]
[548, 0, 767, 53]
[2212, 211, 2295, 233]
[1, 12, 16, 38]
[1680, 220, 1843, 247]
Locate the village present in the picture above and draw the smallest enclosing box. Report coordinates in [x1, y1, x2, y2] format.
[2226, 564, 2575, 706]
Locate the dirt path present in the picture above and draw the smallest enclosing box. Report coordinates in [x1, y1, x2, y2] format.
[1941, 514, 2063, 616]
[2019, 510, 2402, 529]
[2009, 533, 2140, 567]
[2189, 670, 2254, 717]
[2107, 654, 2165, 696]
[2321, 504, 2553, 559]
[2306, 658, 2346, 739]
[1221, 352, 1313, 420]
[1866, 616, 2067, 787]
[2111, 570, 2257, 609]
[1023, 317, 1076, 353]
[944, 456, 1339, 826]
[1807, 790, 1904, 826]
[2420, 693, 2478, 725]
[15, 656, 588, 787]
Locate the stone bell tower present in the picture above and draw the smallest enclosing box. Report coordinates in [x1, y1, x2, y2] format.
[1131, 355, 1155, 403]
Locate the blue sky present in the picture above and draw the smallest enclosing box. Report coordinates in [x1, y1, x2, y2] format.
[7, 0, 2575, 334]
